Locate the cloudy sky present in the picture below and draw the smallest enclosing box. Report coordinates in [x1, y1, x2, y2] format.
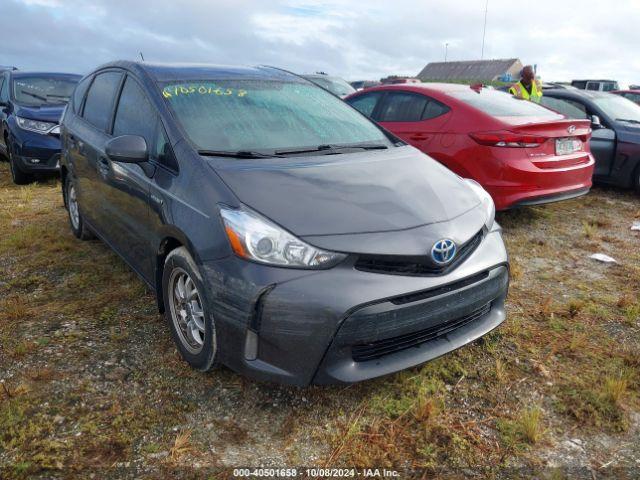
[3, 0, 639, 86]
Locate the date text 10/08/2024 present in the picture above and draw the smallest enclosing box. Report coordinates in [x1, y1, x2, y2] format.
[233, 468, 400, 478]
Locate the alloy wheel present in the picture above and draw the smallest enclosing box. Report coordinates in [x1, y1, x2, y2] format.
[67, 181, 80, 230]
[168, 268, 206, 354]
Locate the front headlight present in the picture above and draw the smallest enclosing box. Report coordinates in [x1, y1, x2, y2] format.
[220, 205, 347, 269]
[464, 179, 495, 230]
[16, 117, 58, 134]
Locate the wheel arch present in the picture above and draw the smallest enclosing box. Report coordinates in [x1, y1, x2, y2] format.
[154, 227, 201, 313]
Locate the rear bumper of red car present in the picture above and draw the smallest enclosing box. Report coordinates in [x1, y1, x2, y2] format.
[483, 153, 595, 210]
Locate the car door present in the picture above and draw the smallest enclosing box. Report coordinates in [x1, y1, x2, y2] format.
[147, 119, 180, 262]
[374, 91, 451, 152]
[101, 74, 158, 282]
[73, 70, 124, 228]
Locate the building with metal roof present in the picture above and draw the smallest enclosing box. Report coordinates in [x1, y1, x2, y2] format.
[417, 58, 523, 83]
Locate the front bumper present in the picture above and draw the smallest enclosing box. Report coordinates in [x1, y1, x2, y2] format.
[10, 128, 61, 174]
[200, 227, 509, 386]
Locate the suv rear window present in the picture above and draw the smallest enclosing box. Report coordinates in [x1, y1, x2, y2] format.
[451, 89, 560, 117]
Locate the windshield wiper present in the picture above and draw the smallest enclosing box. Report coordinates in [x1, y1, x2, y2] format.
[197, 149, 280, 159]
[275, 143, 388, 156]
[20, 90, 48, 102]
[615, 118, 640, 124]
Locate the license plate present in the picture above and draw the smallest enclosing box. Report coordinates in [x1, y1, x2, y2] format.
[555, 137, 582, 155]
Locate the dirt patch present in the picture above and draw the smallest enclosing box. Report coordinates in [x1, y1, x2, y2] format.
[0, 163, 638, 479]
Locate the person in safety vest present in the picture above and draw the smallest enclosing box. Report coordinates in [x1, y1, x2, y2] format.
[509, 65, 542, 103]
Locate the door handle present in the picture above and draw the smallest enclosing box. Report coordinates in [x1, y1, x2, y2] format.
[409, 133, 430, 141]
[98, 156, 110, 176]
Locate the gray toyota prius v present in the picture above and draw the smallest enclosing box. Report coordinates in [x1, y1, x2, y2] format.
[60, 61, 509, 386]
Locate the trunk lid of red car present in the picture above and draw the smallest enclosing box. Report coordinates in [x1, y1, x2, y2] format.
[481, 118, 593, 169]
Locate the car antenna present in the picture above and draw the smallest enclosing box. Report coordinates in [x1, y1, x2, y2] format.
[139, 52, 145, 62]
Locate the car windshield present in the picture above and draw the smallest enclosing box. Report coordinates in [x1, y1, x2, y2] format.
[450, 89, 560, 117]
[305, 76, 356, 97]
[162, 79, 391, 154]
[593, 94, 640, 123]
[12, 76, 79, 106]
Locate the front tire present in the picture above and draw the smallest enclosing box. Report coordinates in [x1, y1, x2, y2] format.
[163, 247, 218, 372]
[8, 145, 34, 185]
[64, 175, 93, 240]
[634, 164, 640, 194]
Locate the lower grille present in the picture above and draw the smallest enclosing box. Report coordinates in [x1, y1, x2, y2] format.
[351, 303, 491, 362]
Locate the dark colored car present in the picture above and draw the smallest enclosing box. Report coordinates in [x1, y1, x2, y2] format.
[345, 83, 595, 210]
[350, 80, 381, 91]
[612, 90, 640, 105]
[301, 74, 356, 98]
[571, 79, 619, 92]
[0, 71, 80, 184]
[60, 61, 508, 386]
[541, 89, 640, 191]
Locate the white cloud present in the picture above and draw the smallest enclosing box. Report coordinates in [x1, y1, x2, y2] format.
[2, 0, 639, 87]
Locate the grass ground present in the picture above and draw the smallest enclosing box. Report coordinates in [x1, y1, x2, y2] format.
[0, 162, 639, 479]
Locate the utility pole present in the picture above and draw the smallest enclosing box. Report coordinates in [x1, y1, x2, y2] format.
[444, 43, 449, 62]
[481, 0, 489, 59]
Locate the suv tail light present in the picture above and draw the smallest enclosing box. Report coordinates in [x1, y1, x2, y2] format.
[470, 131, 548, 148]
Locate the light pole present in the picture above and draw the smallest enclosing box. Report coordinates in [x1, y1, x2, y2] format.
[445, 43, 449, 62]
[481, 0, 489, 59]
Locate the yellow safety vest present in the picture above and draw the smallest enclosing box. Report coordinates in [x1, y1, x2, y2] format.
[509, 80, 543, 103]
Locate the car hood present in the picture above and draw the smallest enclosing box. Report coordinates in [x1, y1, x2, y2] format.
[207, 146, 486, 255]
[15, 104, 65, 123]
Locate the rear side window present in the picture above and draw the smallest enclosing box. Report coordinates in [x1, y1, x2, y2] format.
[82, 71, 122, 132]
[451, 89, 560, 118]
[422, 98, 450, 120]
[376, 92, 450, 122]
[113, 76, 156, 145]
[586, 83, 599, 91]
[378, 92, 427, 122]
[72, 76, 92, 114]
[347, 92, 382, 117]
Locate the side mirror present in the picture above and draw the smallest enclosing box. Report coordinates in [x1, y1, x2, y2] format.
[105, 135, 148, 163]
[590, 115, 603, 128]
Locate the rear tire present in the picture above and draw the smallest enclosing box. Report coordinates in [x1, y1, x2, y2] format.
[64, 175, 93, 240]
[162, 247, 218, 372]
[634, 164, 640, 194]
[8, 146, 34, 185]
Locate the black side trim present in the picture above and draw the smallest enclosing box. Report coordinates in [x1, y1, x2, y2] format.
[390, 270, 490, 305]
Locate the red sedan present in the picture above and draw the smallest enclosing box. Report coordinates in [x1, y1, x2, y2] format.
[345, 84, 595, 210]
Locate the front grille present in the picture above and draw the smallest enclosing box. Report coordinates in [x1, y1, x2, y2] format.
[351, 303, 491, 362]
[354, 230, 483, 276]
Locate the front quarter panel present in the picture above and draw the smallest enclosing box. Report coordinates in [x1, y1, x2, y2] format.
[149, 141, 238, 264]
